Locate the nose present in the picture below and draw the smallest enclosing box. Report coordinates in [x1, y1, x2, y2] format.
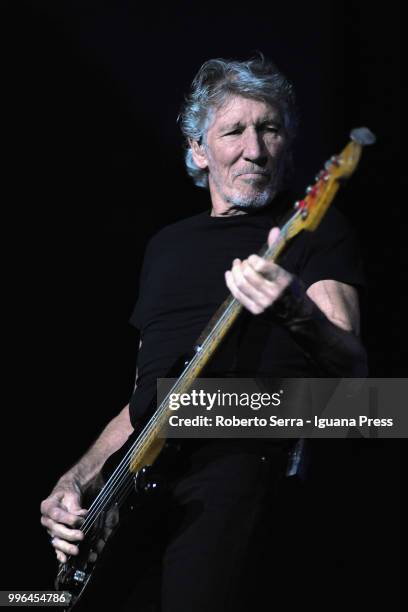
[242, 128, 268, 165]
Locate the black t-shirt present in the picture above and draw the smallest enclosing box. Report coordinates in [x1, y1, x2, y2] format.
[128, 195, 365, 428]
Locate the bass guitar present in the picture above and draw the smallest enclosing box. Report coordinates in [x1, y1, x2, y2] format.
[55, 127, 375, 610]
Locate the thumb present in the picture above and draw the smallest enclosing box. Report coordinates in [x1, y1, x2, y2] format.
[267, 227, 281, 248]
[62, 491, 87, 514]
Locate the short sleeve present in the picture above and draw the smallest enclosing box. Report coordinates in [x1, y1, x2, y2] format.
[299, 207, 366, 291]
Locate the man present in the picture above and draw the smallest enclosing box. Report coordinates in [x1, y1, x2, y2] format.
[41, 56, 367, 610]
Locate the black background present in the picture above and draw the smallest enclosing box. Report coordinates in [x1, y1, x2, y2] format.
[2, 0, 407, 602]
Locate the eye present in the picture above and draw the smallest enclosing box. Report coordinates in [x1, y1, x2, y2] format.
[224, 129, 242, 136]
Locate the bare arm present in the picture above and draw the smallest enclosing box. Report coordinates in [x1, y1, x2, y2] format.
[40, 404, 133, 562]
[225, 228, 367, 377]
[282, 279, 367, 376]
[41, 341, 141, 562]
[62, 403, 134, 490]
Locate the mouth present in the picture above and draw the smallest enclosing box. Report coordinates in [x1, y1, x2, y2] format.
[237, 169, 271, 176]
[240, 172, 268, 177]
[237, 172, 270, 182]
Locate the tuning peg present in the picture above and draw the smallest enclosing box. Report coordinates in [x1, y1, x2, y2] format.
[350, 127, 376, 146]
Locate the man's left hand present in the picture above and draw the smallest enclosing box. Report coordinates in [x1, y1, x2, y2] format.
[225, 227, 294, 315]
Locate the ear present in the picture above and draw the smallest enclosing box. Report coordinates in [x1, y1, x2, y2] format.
[189, 138, 208, 170]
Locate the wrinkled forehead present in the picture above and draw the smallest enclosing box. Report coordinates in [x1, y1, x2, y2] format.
[205, 94, 282, 133]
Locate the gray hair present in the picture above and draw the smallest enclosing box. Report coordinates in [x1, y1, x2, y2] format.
[178, 55, 299, 189]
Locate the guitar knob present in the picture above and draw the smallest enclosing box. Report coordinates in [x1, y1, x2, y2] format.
[73, 570, 87, 584]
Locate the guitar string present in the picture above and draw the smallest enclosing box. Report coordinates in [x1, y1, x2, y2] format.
[79, 212, 301, 536]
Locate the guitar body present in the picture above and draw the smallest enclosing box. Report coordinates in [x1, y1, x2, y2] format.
[56, 498, 136, 611]
[55, 437, 182, 611]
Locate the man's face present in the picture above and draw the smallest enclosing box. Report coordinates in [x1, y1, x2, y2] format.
[192, 95, 289, 214]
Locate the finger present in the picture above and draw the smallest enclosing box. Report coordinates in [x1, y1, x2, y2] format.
[47, 521, 84, 543]
[68, 508, 87, 517]
[56, 550, 67, 564]
[44, 506, 86, 528]
[42, 489, 86, 515]
[247, 255, 278, 277]
[248, 256, 293, 290]
[52, 536, 80, 557]
[230, 261, 273, 306]
[41, 492, 65, 515]
[247, 256, 290, 286]
[225, 271, 264, 314]
[267, 226, 281, 248]
[59, 492, 88, 515]
[241, 260, 277, 292]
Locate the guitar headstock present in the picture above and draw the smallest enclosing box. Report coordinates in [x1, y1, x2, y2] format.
[285, 127, 376, 238]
